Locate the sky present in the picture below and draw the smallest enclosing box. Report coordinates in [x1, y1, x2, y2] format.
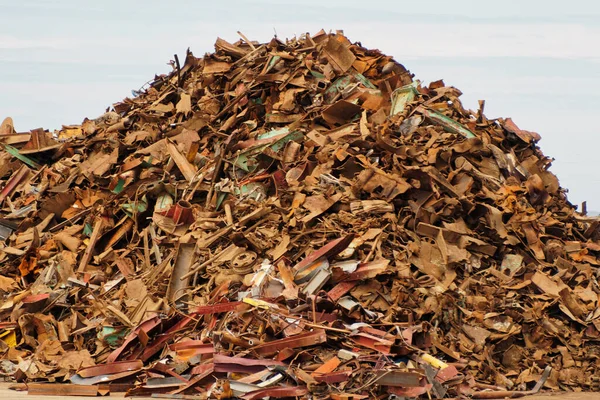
[1, 0, 599, 210]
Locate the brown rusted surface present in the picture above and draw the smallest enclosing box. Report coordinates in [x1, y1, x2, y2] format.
[1, 31, 600, 399]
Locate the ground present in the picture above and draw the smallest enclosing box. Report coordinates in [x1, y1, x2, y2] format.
[522, 395, 598, 400]
[0, 383, 597, 399]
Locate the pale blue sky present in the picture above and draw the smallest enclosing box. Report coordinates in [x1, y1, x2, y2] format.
[1, 0, 599, 209]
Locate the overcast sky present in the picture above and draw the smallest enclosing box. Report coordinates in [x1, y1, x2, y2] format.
[1, 0, 599, 210]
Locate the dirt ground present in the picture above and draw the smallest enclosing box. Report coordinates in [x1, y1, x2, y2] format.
[521, 394, 598, 400]
[0, 383, 147, 399]
[0, 383, 597, 399]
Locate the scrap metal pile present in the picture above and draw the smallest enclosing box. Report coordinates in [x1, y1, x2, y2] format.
[1, 30, 600, 399]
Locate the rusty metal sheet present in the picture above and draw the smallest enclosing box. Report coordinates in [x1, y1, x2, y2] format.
[293, 235, 354, 273]
[251, 330, 327, 356]
[77, 360, 143, 378]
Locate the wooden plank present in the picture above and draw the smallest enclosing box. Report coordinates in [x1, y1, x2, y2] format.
[77, 218, 103, 273]
[167, 140, 197, 181]
[28, 383, 99, 396]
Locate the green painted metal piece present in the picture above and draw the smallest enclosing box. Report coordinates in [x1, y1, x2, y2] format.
[419, 107, 476, 139]
[324, 76, 353, 103]
[215, 192, 227, 210]
[140, 157, 154, 168]
[265, 55, 281, 74]
[111, 179, 125, 194]
[353, 72, 377, 89]
[98, 326, 128, 348]
[390, 82, 419, 116]
[310, 71, 326, 79]
[269, 130, 303, 152]
[1, 144, 40, 169]
[232, 129, 303, 172]
[257, 127, 290, 140]
[233, 154, 251, 172]
[325, 73, 378, 103]
[83, 223, 93, 237]
[235, 182, 267, 201]
[121, 195, 148, 217]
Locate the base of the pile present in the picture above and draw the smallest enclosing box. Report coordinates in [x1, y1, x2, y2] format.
[0, 382, 596, 400]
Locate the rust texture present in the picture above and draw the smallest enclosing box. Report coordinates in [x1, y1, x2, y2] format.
[0, 31, 598, 398]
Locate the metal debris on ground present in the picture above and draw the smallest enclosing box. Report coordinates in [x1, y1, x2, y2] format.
[0, 30, 599, 399]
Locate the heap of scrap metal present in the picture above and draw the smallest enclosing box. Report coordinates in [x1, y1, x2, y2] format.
[1, 30, 600, 398]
